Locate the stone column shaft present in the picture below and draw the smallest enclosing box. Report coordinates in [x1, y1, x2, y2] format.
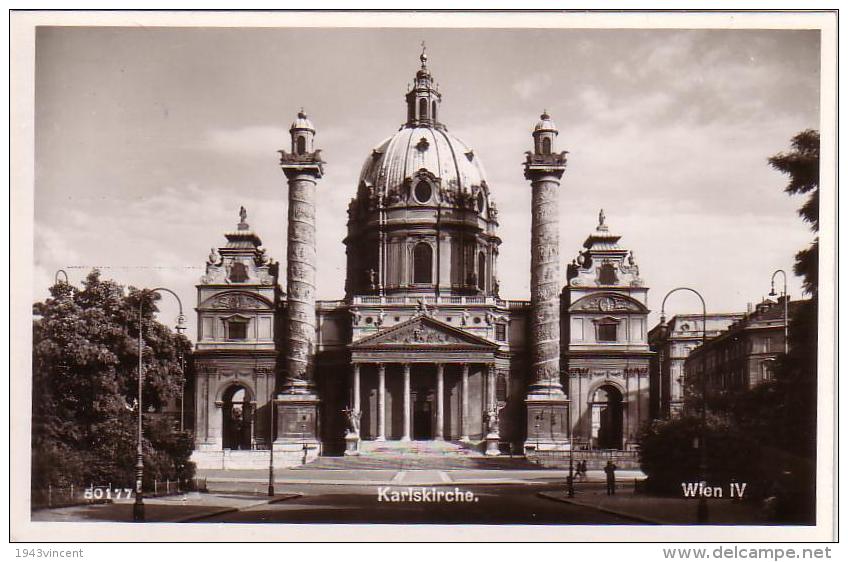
[526, 167, 566, 397]
[461, 364, 470, 441]
[377, 364, 386, 441]
[402, 364, 411, 441]
[487, 363, 497, 408]
[281, 169, 321, 392]
[435, 364, 445, 440]
[352, 363, 361, 412]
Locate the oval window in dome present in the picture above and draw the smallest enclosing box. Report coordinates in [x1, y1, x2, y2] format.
[476, 191, 485, 213]
[414, 181, 432, 203]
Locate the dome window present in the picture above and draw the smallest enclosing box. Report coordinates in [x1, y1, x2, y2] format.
[413, 242, 433, 284]
[296, 136, 307, 155]
[542, 137, 552, 155]
[419, 98, 429, 120]
[414, 180, 432, 203]
[477, 251, 486, 291]
[432, 100, 438, 121]
[476, 191, 485, 213]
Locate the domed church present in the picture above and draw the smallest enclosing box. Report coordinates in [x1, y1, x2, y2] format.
[190, 49, 653, 468]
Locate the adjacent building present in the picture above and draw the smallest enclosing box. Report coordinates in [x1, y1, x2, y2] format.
[684, 296, 802, 401]
[648, 313, 743, 418]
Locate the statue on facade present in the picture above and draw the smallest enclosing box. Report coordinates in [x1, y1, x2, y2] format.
[376, 310, 386, 327]
[366, 268, 377, 291]
[416, 298, 431, 317]
[239, 206, 248, 225]
[484, 405, 500, 435]
[207, 247, 221, 266]
[342, 407, 361, 436]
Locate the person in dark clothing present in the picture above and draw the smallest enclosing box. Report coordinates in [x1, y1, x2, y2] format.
[604, 460, 617, 495]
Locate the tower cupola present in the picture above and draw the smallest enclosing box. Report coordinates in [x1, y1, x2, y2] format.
[532, 111, 558, 155]
[405, 43, 442, 128]
[290, 108, 316, 155]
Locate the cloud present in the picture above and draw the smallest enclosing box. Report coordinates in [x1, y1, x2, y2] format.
[512, 73, 553, 102]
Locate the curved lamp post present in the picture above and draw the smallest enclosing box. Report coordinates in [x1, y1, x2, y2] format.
[659, 287, 708, 524]
[54, 269, 69, 285]
[769, 269, 790, 355]
[134, 287, 186, 523]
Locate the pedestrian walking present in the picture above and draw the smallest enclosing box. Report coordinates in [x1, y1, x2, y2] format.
[604, 460, 617, 495]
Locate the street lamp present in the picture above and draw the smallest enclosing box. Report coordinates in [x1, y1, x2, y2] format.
[769, 269, 790, 355]
[660, 287, 708, 524]
[134, 287, 186, 523]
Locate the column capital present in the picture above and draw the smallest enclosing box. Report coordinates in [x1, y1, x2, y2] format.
[377, 363, 386, 374]
[403, 363, 411, 374]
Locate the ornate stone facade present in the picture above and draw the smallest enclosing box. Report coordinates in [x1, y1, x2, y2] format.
[189, 51, 654, 467]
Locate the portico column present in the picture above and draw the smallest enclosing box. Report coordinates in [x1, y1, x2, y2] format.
[377, 364, 386, 441]
[352, 363, 361, 413]
[435, 364, 445, 441]
[487, 363, 497, 410]
[402, 364, 411, 441]
[460, 364, 470, 441]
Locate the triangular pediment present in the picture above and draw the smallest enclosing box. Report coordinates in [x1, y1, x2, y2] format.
[351, 315, 498, 349]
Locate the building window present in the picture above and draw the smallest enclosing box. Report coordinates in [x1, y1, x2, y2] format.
[413, 242, 433, 284]
[432, 100, 437, 121]
[496, 374, 508, 401]
[477, 252, 486, 291]
[598, 321, 618, 342]
[599, 263, 618, 285]
[229, 262, 248, 283]
[495, 323, 507, 342]
[296, 136, 306, 155]
[419, 98, 428, 120]
[414, 180, 432, 203]
[228, 320, 248, 340]
[542, 136, 552, 155]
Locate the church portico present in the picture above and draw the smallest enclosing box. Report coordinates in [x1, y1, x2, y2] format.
[349, 360, 497, 443]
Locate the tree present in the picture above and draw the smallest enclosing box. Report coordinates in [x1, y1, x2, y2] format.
[768, 129, 819, 295]
[32, 270, 194, 490]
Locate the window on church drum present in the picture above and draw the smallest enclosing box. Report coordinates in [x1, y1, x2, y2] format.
[432, 100, 438, 121]
[229, 262, 249, 283]
[598, 321, 618, 342]
[542, 136, 552, 155]
[599, 263, 618, 285]
[413, 242, 433, 284]
[414, 180, 432, 203]
[296, 136, 306, 155]
[495, 323, 507, 342]
[477, 252, 486, 291]
[419, 98, 428, 120]
[228, 320, 248, 340]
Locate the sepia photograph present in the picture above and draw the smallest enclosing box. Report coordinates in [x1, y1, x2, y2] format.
[10, 9, 837, 544]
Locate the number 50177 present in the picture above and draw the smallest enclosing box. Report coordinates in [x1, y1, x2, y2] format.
[84, 487, 133, 500]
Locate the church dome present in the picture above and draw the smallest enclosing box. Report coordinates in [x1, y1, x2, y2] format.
[290, 109, 315, 132]
[534, 111, 557, 133]
[358, 126, 488, 196]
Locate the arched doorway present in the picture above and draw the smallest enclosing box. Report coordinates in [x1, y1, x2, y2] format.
[591, 385, 623, 450]
[222, 386, 253, 450]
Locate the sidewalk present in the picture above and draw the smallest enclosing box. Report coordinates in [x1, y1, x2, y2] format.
[539, 487, 766, 525]
[200, 468, 646, 487]
[31, 491, 300, 523]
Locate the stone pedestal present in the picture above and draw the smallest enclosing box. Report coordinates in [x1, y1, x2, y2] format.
[485, 434, 501, 456]
[274, 393, 321, 464]
[524, 397, 570, 452]
[344, 433, 361, 456]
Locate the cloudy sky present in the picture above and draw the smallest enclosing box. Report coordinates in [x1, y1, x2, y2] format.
[33, 25, 821, 338]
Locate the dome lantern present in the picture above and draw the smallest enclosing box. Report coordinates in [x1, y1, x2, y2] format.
[405, 43, 442, 129]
